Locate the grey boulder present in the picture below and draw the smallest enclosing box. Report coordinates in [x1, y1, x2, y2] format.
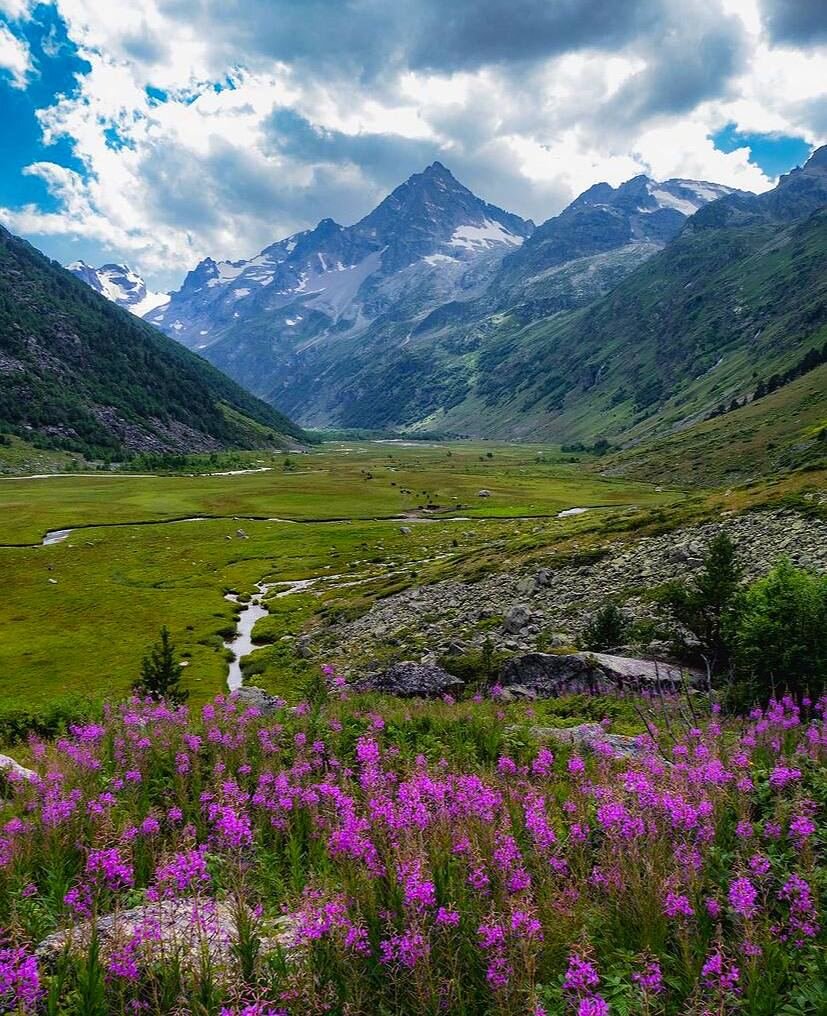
[503, 604, 532, 634]
[354, 661, 464, 697]
[231, 685, 283, 715]
[500, 652, 695, 697]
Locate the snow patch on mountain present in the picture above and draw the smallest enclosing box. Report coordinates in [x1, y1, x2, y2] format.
[450, 219, 525, 250]
[67, 261, 167, 317]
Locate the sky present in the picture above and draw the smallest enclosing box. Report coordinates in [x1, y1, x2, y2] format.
[1, 0, 825, 292]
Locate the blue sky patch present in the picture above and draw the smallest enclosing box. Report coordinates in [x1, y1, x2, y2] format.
[0, 4, 89, 210]
[711, 124, 812, 178]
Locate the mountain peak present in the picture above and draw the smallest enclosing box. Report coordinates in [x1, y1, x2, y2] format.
[799, 144, 826, 168]
[423, 160, 454, 178]
[67, 260, 167, 316]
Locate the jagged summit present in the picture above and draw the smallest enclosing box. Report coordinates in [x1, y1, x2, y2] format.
[143, 163, 534, 348]
[70, 161, 771, 436]
[66, 261, 167, 316]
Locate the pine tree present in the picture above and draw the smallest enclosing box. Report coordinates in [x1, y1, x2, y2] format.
[133, 626, 188, 704]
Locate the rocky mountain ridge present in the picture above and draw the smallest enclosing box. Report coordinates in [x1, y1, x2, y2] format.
[66, 261, 167, 317]
[131, 163, 738, 430]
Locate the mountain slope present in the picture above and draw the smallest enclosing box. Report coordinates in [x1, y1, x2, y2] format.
[140, 164, 737, 430]
[0, 226, 307, 459]
[146, 162, 532, 364]
[487, 175, 741, 318]
[427, 146, 827, 443]
[67, 261, 167, 316]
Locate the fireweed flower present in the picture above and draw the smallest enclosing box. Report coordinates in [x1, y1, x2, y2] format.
[563, 954, 600, 994]
[150, 847, 211, 898]
[700, 950, 740, 995]
[663, 891, 694, 919]
[788, 814, 816, 846]
[728, 877, 758, 919]
[768, 766, 801, 790]
[632, 959, 663, 995]
[749, 854, 771, 877]
[0, 943, 42, 1012]
[577, 998, 609, 1016]
[435, 907, 460, 927]
[86, 847, 134, 891]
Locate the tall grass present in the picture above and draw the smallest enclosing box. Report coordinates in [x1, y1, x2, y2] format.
[0, 685, 823, 1014]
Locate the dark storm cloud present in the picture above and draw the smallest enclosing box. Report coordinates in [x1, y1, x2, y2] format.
[602, 12, 748, 129]
[760, 0, 827, 46]
[160, 0, 666, 80]
[404, 0, 662, 72]
[265, 108, 441, 190]
[138, 134, 380, 241]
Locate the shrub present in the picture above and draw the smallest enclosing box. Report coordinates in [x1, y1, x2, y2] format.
[732, 559, 827, 705]
[582, 604, 628, 651]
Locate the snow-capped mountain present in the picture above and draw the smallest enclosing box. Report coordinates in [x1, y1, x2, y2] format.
[145, 162, 533, 353]
[67, 262, 167, 317]
[487, 175, 744, 317]
[142, 163, 743, 430]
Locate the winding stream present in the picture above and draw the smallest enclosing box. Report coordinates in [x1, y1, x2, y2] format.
[222, 576, 344, 691]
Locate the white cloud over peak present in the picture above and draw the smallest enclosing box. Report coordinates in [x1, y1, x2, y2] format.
[0, 0, 824, 289]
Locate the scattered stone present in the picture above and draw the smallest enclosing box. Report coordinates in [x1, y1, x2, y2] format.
[230, 686, 283, 715]
[354, 661, 464, 698]
[503, 604, 532, 634]
[236, 528, 249, 539]
[477, 489, 492, 498]
[320, 509, 827, 678]
[295, 636, 313, 659]
[399, 526, 412, 535]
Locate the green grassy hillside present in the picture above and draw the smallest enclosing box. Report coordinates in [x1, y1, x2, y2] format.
[602, 361, 827, 485]
[0, 226, 307, 460]
[428, 207, 827, 444]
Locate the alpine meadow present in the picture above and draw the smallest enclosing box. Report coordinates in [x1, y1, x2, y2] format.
[0, 2, 825, 1015]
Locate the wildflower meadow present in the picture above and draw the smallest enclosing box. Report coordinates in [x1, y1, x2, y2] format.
[0, 681, 824, 1015]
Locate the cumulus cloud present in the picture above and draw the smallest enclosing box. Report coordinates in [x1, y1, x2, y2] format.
[760, 0, 827, 46]
[1, 0, 825, 289]
[0, 0, 36, 19]
[0, 20, 32, 87]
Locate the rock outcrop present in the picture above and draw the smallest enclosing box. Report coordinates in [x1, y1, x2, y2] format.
[0, 753, 36, 784]
[519, 722, 654, 760]
[38, 899, 295, 969]
[231, 686, 284, 715]
[354, 661, 464, 697]
[500, 652, 697, 697]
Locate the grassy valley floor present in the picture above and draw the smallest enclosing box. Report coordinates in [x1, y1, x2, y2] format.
[0, 442, 682, 710]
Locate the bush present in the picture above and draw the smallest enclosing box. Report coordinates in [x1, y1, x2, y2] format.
[0, 696, 102, 746]
[581, 604, 628, 651]
[732, 559, 827, 705]
[658, 532, 741, 670]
